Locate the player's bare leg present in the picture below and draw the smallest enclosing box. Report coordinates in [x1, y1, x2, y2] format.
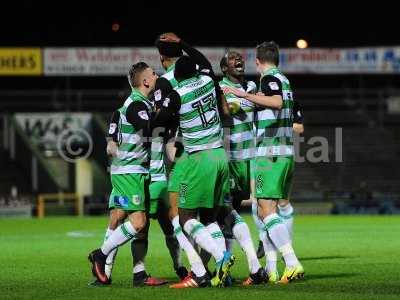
[89, 208, 126, 286]
[218, 205, 265, 286]
[172, 208, 234, 288]
[157, 200, 188, 279]
[88, 211, 147, 284]
[251, 201, 279, 282]
[131, 221, 168, 286]
[258, 199, 303, 283]
[169, 194, 209, 288]
[104, 209, 126, 279]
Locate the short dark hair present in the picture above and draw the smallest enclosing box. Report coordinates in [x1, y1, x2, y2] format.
[256, 41, 280, 66]
[174, 55, 197, 82]
[128, 62, 149, 87]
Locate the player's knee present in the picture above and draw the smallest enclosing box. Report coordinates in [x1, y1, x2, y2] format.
[179, 216, 189, 229]
[109, 209, 125, 230]
[199, 208, 216, 225]
[130, 212, 147, 232]
[178, 208, 196, 228]
[222, 210, 235, 228]
[216, 206, 231, 225]
[258, 199, 278, 218]
[108, 219, 119, 230]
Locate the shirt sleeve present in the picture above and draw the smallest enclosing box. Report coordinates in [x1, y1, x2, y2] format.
[107, 110, 120, 142]
[180, 40, 213, 72]
[293, 100, 304, 124]
[260, 75, 283, 96]
[151, 77, 174, 110]
[152, 90, 181, 129]
[125, 102, 152, 148]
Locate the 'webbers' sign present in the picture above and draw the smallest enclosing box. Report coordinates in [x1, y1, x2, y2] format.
[0, 48, 42, 75]
[44, 47, 225, 76]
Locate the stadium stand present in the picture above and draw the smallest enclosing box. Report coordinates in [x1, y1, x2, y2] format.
[1, 80, 399, 215]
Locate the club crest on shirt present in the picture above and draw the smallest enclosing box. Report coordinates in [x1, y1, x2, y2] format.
[269, 82, 279, 90]
[163, 98, 170, 107]
[138, 110, 149, 120]
[109, 123, 117, 134]
[154, 89, 162, 101]
[132, 195, 141, 205]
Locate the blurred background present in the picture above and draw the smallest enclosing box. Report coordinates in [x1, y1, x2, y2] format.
[1, 1, 399, 218]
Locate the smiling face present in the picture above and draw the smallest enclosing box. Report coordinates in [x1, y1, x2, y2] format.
[223, 51, 245, 77]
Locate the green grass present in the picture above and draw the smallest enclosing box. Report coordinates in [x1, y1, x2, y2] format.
[1, 215, 400, 299]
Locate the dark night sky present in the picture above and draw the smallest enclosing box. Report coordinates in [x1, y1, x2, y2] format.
[0, 1, 397, 48]
[0, 0, 397, 109]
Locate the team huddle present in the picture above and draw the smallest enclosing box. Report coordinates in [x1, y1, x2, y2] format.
[88, 32, 305, 288]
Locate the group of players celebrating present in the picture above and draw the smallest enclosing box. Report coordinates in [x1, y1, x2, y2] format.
[88, 32, 305, 288]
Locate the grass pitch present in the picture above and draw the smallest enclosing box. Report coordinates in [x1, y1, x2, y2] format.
[1, 215, 399, 299]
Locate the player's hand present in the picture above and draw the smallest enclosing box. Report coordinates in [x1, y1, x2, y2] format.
[106, 140, 118, 158]
[256, 92, 265, 96]
[159, 32, 181, 43]
[222, 86, 247, 98]
[293, 123, 304, 134]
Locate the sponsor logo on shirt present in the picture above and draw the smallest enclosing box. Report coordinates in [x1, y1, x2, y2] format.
[114, 196, 129, 208]
[187, 79, 204, 88]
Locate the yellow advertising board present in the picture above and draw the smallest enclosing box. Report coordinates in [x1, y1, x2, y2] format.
[0, 48, 42, 75]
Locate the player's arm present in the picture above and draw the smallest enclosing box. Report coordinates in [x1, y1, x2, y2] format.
[106, 110, 120, 142]
[152, 77, 174, 110]
[180, 40, 213, 72]
[106, 110, 120, 157]
[207, 74, 230, 118]
[159, 32, 228, 112]
[293, 100, 305, 134]
[125, 102, 152, 148]
[218, 90, 231, 118]
[222, 75, 283, 109]
[151, 90, 181, 129]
